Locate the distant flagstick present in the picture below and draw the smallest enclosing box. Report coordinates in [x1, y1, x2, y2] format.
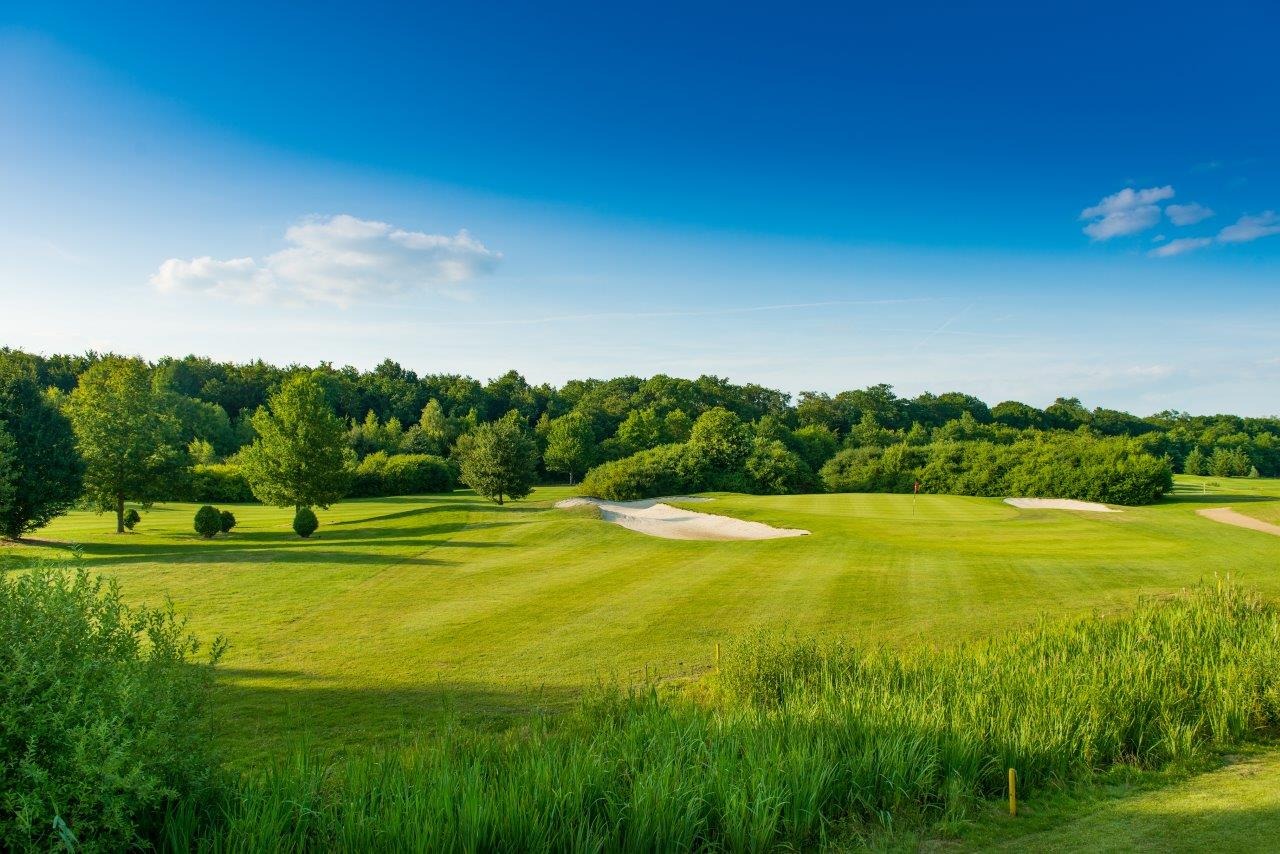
[913, 480, 919, 517]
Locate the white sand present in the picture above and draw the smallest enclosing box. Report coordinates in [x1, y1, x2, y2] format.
[1004, 497, 1120, 513]
[556, 496, 809, 541]
[1197, 507, 1280, 537]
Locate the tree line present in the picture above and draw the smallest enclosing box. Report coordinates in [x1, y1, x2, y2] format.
[1, 348, 1275, 539]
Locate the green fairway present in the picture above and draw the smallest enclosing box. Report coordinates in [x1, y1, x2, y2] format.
[5, 476, 1280, 761]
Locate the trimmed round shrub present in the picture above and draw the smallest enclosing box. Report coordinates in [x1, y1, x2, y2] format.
[123, 508, 141, 531]
[293, 506, 318, 538]
[218, 510, 236, 534]
[193, 505, 222, 539]
[0, 567, 223, 850]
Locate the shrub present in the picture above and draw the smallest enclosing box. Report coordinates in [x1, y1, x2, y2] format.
[293, 506, 318, 538]
[123, 508, 141, 531]
[187, 464, 255, 503]
[350, 452, 456, 497]
[0, 567, 223, 850]
[218, 510, 236, 534]
[745, 438, 815, 494]
[580, 443, 694, 501]
[820, 433, 1171, 505]
[193, 505, 222, 539]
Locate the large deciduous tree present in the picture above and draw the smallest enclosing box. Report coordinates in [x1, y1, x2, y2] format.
[66, 358, 183, 533]
[543, 412, 595, 484]
[457, 411, 536, 505]
[0, 352, 83, 539]
[238, 373, 353, 521]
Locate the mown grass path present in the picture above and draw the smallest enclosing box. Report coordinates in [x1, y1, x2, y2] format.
[4, 476, 1279, 760]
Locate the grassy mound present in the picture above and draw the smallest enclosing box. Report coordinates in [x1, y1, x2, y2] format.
[165, 583, 1280, 850]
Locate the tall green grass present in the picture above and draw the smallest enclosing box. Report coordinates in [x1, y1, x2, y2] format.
[166, 583, 1280, 851]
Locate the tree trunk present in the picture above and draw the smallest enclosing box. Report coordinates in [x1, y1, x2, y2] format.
[115, 496, 125, 533]
[569, 471, 575, 485]
[497, 492, 504, 506]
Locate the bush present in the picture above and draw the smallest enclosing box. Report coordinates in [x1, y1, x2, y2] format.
[0, 567, 223, 850]
[745, 438, 815, 494]
[193, 505, 222, 538]
[186, 464, 255, 503]
[350, 452, 456, 497]
[820, 433, 1172, 505]
[293, 506, 318, 538]
[123, 508, 142, 531]
[218, 510, 236, 534]
[580, 443, 695, 501]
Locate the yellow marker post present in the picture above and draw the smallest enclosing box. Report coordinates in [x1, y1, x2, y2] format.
[1008, 768, 1017, 816]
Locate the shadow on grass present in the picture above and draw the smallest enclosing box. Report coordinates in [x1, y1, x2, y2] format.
[211, 669, 580, 759]
[3, 515, 528, 570]
[1159, 493, 1277, 506]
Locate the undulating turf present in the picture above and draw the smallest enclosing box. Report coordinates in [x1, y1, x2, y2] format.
[3, 476, 1280, 762]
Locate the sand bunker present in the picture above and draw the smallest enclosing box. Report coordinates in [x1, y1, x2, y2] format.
[1004, 498, 1119, 513]
[1197, 507, 1280, 537]
[556, 497, 809, 541]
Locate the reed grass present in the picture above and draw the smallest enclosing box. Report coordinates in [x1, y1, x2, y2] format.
[164, 582, 1280, 851]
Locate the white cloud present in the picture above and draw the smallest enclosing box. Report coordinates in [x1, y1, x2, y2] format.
[1081, 186, 1174, 218]
[1217, 211, 1280, 244]
[150, 215, 501, 306]
[151, 256, 276, 302]
[1080, 185, 1174, 240]
[1148, 237, 1212, 258]
[1165, 203, 1214, 226]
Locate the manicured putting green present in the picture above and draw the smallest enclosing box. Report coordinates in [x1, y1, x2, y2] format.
[5, 476, 1280, 761]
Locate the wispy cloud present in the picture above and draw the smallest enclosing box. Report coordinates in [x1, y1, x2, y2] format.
[151, 215, 501, 307]
[1166, 202, 1214, 226]
[1148, 237, 1213, 258]
[1080, 186, 1173, 240]
[1217, 211, 1280, 244]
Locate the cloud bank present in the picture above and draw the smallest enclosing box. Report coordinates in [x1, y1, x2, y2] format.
[152, 215, 501, 306]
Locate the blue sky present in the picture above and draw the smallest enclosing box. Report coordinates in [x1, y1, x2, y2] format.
[2, 2, 1278, 414]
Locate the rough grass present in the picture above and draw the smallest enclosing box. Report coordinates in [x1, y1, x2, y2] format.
[160, 584, 1280, 851]
[2, 477, 1280, 762]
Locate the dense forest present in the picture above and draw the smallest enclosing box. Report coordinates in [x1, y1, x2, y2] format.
[2, 347, 1276, 538]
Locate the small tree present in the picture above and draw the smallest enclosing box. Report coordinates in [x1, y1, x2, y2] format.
[543, 412, 595, 484]
[457, 411, 536, 505]
[219, 510, 237, 534]
[66, 358, 183, 533]
[1183, 447, 1206, 476]
[293, 506, 318, 538]
[688, 407, 751, 471]
[193, 505, 222, 539]
[122, 509, 141, 531]
[614, 408, 664, 456]
[0, 352, 84, 539]
[238, 373, 353, 534]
